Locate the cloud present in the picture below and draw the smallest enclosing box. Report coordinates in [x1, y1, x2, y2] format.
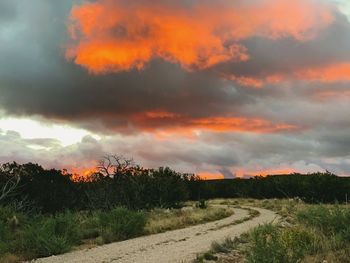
[2, 125, 350, 178]
[66, 0, 334, 73]
[1, 0, 350, 177]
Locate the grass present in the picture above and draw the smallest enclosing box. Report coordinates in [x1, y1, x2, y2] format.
[193, 206, 260, 263]
[145, 206, 234, 234]
[246, 224, 315, 263]
[194, 234, 250, 263]
[0, 207, 146, 261]
[196, 199, 350, 263]
[0, 204, 233, 262]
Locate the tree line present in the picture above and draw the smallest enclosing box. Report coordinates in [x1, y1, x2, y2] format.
[192, 172, 350, 203]
[0, 158, 349, 214]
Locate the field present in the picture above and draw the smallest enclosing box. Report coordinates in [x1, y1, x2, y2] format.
[0, 203, 233, 262]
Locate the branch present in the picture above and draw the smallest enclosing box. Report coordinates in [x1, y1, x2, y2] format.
[0, 173, 20, 202]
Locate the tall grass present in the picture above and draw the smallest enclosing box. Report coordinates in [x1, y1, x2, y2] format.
[297, 205, 350, 242]
[98, 208, 146, 243]
[18, 212, 81, 257]
[0, 206, 146, 261]
[145, 206, 233, 234]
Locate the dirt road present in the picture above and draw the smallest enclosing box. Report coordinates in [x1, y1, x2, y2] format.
[34, 207, 278, 263]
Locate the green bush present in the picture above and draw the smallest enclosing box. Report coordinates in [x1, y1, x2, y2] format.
[0, 206, 24, 256]
[19, 212, 80, 258]
[75, 211, 100, 240]
[98, 207, 146, 243]
[0, 206, 147, 259]
[0, 224, 11, 255]
[247, 224, 314, 263]
[297, 206, 350, 242]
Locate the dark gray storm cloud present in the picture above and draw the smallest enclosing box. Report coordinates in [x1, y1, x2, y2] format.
[1, 0, 350, 176]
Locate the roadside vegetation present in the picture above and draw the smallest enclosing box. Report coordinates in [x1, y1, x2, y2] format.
[0, 204, 233, 262]
[1, 159, 350, 262]
[145, 205, 233, 234]
[195, 199, 350, 263]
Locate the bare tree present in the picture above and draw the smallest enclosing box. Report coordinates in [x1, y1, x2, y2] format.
[97, 155, 134, 177]
[0, 173, 20, 202]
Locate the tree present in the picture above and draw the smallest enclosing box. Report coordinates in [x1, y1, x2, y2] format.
[0, 163, 23, 202]
[97, 155, 134, 178]
[0, 173, 20, 203]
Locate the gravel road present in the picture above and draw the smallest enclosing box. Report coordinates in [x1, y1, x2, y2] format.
[34, 206, 278, 263]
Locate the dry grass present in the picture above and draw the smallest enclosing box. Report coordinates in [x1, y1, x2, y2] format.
[145, 206, 234, 234]
[0, 254, 21, 263]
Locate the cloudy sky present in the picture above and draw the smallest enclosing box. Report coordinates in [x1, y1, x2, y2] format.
[1, 0, 350, 178]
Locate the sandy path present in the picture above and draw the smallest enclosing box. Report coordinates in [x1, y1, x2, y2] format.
[34, 206, 278, 263]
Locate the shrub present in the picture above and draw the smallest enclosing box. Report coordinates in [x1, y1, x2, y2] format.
[75, 211, 100, 240]
[98, 207, 146, 243]
[19, 212, 80, 258]
[211, 237, 236, 253]
[297, 205, 350, 242]
[0, 206, 25, 256]
[247, 224, 314, 263]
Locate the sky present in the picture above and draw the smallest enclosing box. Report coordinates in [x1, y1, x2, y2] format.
[1, 0, 350, 179]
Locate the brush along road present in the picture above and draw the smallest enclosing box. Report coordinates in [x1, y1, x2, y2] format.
[34, 206, 279, 263]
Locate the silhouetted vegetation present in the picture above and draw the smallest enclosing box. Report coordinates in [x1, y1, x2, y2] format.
[192, 172, 350, 203]
[1, 161, 349, 214]
[0, 160, 193, 213]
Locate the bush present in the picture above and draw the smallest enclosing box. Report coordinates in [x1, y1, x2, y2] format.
[98, 207, 146, 243]
[75, 211, 100, 240]
[297, 205, 350, 242]
[19, 212, 80, 258]
[247, 224, 314, 263]
[0, 206, 26, 256]
[0, 224, 11, 255]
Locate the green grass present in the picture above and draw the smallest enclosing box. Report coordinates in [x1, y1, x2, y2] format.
[197, 199, 350, 263]
[0, 204, 233, 262]
[18, 212, 81, 258]
[297, 205, 350, 242]
[145, 206, 233, 234]
[98, 208, 146, 243]
[0, 207, 146, 261]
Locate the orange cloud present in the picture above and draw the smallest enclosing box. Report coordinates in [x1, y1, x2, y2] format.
[296, 63, 350, 83]
[224, 74, 284, 88]
[67, 167, 98, 182]
[131, 111, 299, 134]
[199, 168, 298, 180]
[67, 0, 333, 73]
[198, 172, 224, 180]
[235, 168, 296, 177]
[226, 63, 350, 88]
